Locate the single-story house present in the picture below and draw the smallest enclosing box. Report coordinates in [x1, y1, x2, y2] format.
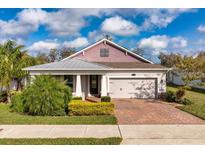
[24, 38, 170, 100]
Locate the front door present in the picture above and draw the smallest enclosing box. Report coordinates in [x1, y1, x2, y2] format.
[90, 75, 98, 95]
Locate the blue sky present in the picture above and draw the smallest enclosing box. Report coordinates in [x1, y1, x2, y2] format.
[0, 8, 205, 62]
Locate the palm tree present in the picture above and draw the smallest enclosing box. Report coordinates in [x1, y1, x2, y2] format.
[0, 40, 35, 102]
[13, 52, 36, 91]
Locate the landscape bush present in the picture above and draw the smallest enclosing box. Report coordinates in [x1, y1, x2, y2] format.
[101, 96, 111, 102]
[180, 98, 193, 105]
[175, 88, 185, 102]
[162, 89, 192, 105]
[10, 92, 25, 113]
[164, 90, 176, 102]
[11, 76, 72, 116]
[68, 100, 114, 115]
[72, 97, 82, 100]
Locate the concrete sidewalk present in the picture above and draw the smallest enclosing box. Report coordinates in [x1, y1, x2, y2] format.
[1, 125, 205, 144]
[120, 125, 205, 144]
[0, 125, 120, 138]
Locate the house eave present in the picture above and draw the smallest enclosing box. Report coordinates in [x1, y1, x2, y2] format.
[23, 68, 112, 71]
[23, 67, 170, 71]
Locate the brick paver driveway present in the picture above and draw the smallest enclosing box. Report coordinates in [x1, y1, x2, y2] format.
[113, 99, 205, 124]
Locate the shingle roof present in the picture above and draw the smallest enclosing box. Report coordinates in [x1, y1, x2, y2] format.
[23, 58, 110, 71]
[95, 62, 167, 69]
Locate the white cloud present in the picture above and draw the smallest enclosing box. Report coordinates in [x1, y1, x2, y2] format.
[88, 30, 103, 41]
[0, 8, 109, 39]
[0, 37, 24, 45]
[197, 25, 205, 32]
[63, 37, 89, 48]
[29, 40, 60, 54]
[17, 9, 47, 25]
[0, 8, 196, 42]
[170, 36, 187, 48]
[28, 37, 89, 55]
[43, 9, 108, 36]
[101, 16, 139, 36]
[0, 19, 36, 37]
[138, 35, 188, 55]
[139, 9, 195, 31]
[0, 9, 47, 38]
[139, 35, 169, 49]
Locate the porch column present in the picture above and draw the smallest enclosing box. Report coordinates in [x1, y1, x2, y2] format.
[24, 77, 28, 87]
[87, 75, 91, 97]
[101, 75, 107, 96]
[30, 75, 35, 84]
[76, 75, 82, 97]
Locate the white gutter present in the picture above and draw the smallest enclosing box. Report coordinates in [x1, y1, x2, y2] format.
[23, 67, 171, 71]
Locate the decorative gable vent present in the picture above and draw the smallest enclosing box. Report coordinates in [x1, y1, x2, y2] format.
[100, 48, 109, 57]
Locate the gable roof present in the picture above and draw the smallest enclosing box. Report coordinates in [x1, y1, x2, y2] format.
[62, 38, 154, 64]
[23, 58, 110, 71]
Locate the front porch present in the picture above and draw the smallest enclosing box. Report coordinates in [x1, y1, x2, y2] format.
[57, 74, 108, 100]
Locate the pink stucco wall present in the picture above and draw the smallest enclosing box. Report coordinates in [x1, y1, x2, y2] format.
[75, 42, 145, 63]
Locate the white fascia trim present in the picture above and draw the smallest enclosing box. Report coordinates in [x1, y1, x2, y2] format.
[108, 76, 158, 79]
[24, 67, 170, 71]
[23, 68, 111, 71]
[110, 68, 171, 71]
[61, 38, 154, 64]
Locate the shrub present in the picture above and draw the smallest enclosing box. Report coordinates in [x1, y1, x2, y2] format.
[10, 92, 25, 113]
[180, 98, 193, 105]
[165, 91, 176, 102]
[68, 100, 114, 115]
[11, 76, 72, 116]
[184, 86, 191, 90]
[0, 91, 7, 103]
[101, 96, 111, 102]
[72, 97, 82, 100]
[175, 88, 185, 102]
[10, 90, 21, 96]
[158, 92, 166, 100]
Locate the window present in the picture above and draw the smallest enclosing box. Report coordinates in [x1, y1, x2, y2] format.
[64, 75, 73, 89]
[100, 48, 109, 57]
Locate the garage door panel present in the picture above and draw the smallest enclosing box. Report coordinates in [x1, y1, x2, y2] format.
[109, 78, 156, 98]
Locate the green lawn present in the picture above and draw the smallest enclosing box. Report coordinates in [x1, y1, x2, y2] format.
[0, 137, 122, 145]
[167, 85, 205, 119]
[0, 104, 117, 124]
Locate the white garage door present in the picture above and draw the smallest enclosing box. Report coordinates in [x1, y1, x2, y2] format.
[109, 78, 157, 99]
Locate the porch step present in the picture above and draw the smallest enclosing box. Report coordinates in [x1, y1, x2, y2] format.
[86, 97, 101, 103]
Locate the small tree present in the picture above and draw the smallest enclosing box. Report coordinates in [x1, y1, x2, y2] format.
[158, 52, 182, 67]
[0, 40, 26, 102]
[176, 56, 203, 87]
[59, 47, 76, 60]
[47, 48, 59, 62]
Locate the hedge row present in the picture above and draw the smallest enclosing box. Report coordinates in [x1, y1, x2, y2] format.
[68, 100, 114, 116]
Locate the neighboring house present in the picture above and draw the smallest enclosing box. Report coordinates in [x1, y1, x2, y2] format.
[24, 38, 170, 100]
[167, 71, 185, 86]
[168, 71, 203, 86]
